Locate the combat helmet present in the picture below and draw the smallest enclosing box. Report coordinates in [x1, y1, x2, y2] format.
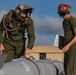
[57, 4, 71, 16]
[15, 4, 33, 18]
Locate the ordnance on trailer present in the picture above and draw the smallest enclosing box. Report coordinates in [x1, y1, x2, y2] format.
[0, 54, 65, 75]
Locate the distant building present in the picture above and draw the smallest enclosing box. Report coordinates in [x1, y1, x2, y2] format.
[25, 46, 64, 62]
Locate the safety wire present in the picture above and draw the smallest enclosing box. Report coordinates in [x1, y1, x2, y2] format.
[22, 56, 41, 75]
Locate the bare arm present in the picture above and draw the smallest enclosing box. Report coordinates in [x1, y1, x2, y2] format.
[62, 27, 76, 53]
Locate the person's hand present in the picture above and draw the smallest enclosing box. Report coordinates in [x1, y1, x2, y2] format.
[24, 48, 31, 55]
[0, 43, 5, 53]
[61, 45, 70, 53]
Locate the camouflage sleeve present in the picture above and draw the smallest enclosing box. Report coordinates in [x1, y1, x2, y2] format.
[0, 18, 5, 43]
[26, 17, 35, 49]
[71, 17, 76, 35]
[0, 13, 10, 44]
[74, 27, 76, 35]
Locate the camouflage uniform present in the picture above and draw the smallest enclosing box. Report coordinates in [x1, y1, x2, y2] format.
[63, 16, 76, 75]
[0, 10, 35, 62]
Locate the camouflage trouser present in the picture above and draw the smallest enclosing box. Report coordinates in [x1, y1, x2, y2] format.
[3, 40, 25, 62]
[64, 43, 76, 75]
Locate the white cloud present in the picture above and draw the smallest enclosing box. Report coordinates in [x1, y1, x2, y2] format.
[0, 10, 7, 21]
[34, 33, 55, 46]
[71, 13, 76, 17]
[31, 15, 63, 35]
[31, 15, 64, 45]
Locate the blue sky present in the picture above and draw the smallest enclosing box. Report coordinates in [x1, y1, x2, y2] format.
[0, 0, 76, 46]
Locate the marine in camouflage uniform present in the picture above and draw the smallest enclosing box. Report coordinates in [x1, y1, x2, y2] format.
[0, 4, 35, 62]
[58, 4, 76, 75]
